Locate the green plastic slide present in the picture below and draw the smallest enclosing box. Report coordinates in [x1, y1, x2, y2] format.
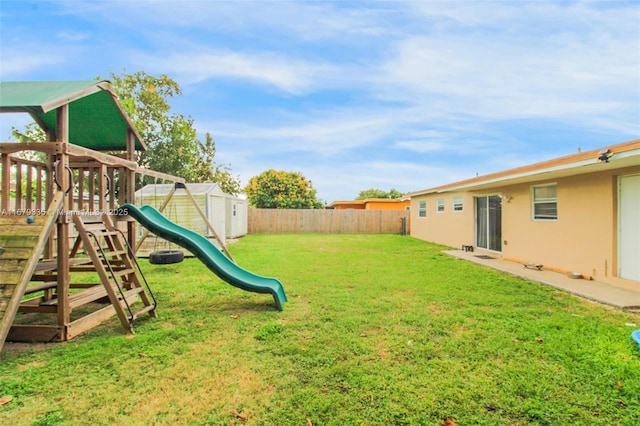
[119, 204, 287, 310]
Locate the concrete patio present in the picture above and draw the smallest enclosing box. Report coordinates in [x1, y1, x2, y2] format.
[444, 250, 640, 310]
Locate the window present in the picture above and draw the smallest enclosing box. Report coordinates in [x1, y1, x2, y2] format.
[532, 184, 557, 220]
[453, 196, 463, 212]
[418, 200, 427, 218]
[437, 198, 445, 212]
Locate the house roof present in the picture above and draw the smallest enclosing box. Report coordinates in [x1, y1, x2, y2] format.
[328, 198, 409, 208]
[0, 80, 146, 151]
[408, 139, 640, 197]
[329, 200, 366, 208]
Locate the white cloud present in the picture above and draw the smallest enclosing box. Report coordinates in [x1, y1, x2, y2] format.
[394, 140, 448, 154]
[379, 31, 636, 116]
[57, 0, 395, 43]
[204, 117, 386, 158]
[373, 1, 639, 133]
[407, 0, 522, 27]
[0, 48, 63, 79]
[57, 30, 91, 42]
[135, 50, 339, 95]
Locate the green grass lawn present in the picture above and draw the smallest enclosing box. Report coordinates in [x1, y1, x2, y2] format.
[1, 234, 639, 425]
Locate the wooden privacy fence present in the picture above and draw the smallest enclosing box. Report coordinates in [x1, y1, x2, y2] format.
[248, 208, 410, 234]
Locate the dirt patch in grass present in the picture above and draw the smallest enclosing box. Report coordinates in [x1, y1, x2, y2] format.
[2, 341, 54, 355]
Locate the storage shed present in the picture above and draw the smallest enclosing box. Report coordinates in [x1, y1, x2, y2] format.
[134, 183, 248, 255]
[225, 194, 248, 239]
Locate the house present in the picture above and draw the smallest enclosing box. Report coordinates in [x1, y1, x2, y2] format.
[329, 198, 410, 210]
[407, 139, 640, 286]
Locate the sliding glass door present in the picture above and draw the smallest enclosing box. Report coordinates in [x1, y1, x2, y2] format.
[475, 195, 502, 252]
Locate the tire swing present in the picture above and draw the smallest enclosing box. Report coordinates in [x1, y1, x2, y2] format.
[147, 179, 184, 265]
[149, 249, 184, 265]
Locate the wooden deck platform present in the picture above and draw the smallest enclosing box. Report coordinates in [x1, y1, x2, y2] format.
[0, 193, 63, 350]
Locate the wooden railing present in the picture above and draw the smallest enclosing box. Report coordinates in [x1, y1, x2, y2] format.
[1, 143, 184, 214]
[1, 142, 185, 258]
[0, 156, 50, 213]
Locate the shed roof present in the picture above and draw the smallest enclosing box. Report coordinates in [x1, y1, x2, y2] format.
[0, 80, 145, 151]
[408, 139, 640, 197]
[136, 183, 224, 198]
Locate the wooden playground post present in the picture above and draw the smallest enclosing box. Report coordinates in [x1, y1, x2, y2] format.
[44, 136, 55, 259]
[55, 105, 71, 336]
[126, 130, 137, 249]
[1, 153, 9, 210]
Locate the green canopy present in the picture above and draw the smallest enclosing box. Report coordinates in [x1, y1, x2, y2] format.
[0, 80, 145, 151]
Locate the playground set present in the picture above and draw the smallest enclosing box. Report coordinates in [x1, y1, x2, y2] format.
[0, 80, 286, 352]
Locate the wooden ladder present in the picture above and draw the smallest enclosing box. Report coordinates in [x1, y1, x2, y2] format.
[72, 214, 157, 334]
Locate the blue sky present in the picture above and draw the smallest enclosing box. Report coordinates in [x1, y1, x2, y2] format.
[1, 0, 638, 203]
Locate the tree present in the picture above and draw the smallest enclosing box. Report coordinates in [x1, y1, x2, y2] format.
[356, 188, 404, 200]
[9, 123, 46, 200]
[193, 132, 241, 195]
[104, 71, 241, 193]
[11, 122, 46, 161]
[10, 71, 241, 194]
[244, 169, 323, 209]
[143, 113, 202, 182]
[104, 71, 180, 149]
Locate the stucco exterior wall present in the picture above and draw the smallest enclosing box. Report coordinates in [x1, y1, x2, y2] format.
[332, 202, 364, 210]
[365, 200, 410, 210]
[410, 165, 639, 284]
[410, 192, 474, 249]
[499, 169, 628, 281]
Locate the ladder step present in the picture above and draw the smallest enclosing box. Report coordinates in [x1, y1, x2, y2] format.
[123, 287, 145, 295]
[82, 222, 108, 230]
[71, 213, 156, 334]
[88, 229, 120, 237]
[130, 305, 155, 320]
[110, 286, 143, 302]
[102, 249, 127, 257]
[112, 268, 136, 278]
[111, 286, 144, 298]
[75, 212, 108, 224]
